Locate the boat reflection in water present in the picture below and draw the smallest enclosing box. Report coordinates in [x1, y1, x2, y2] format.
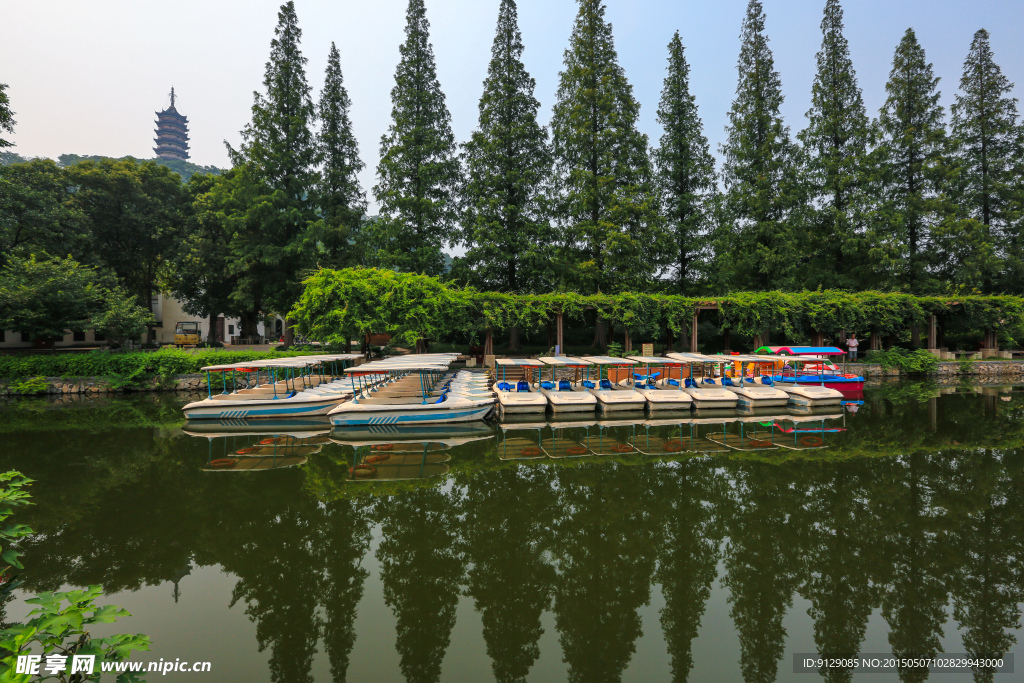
[497, 406, 847, 458]
[185, 419, 330, 472]
[330, 422, 495, 482]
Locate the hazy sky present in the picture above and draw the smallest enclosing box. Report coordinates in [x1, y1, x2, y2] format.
[3, 0, 1022, 203]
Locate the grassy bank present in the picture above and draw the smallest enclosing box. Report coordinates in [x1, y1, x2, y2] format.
[0, 348, 334, 388]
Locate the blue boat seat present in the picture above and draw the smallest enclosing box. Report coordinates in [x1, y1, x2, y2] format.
[703, 378, 716, 385]
[722, 376, 735, 386]
[540, 381, 555, 390]
[497, 382, 512, 391]
[668, 378, 680, 387]
[760, 375, 773, 386]
[599, 379, 613, 390]
[684, 378, 697, 389]
[435, 395, 445, 403]
[633, 373, 646, 382]
[516, 381, 530, 392]
[559, 379, 572, 391]
[582, 380, 596, 389]
[650, 371, 661, 380]
[285, 391, 297, 398]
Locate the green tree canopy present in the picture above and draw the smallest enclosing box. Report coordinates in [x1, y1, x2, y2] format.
[65, 158, 187, 317]
[0, 255, 111, 342]
[458, 0, 553, 294]
[0, 82, 14, 149]
[549, 0, 662, 295]
[717, 0, 801, 292]
[871, 28, 950, 293]
[312, 41, 365, 268]
[227, 1, 319, 339]
[0, 159, 89, 266]
[654, 31, 716, 295]
[373, 0, 460, 277]
[797, 0, 872, 290]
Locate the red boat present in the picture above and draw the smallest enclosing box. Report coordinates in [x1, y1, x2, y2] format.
[755, 346, 866, 392]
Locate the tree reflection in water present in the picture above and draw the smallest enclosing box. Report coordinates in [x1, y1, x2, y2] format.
[4, 389, 1024, 682]
[460, 466, 557, 683]
[375, 486, 465, 683]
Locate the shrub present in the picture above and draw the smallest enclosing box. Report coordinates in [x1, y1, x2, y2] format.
[0, 348, 332, 382]
[867, 348, 939, 375]
[8, 376, 48, 395]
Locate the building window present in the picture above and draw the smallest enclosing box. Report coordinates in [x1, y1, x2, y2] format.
[73, 331, 86, 342]
[0, 330, 4, 342]
[94, 332, 105, 341]
[21, 332, 30, 342]
[228, 324, 235, 336]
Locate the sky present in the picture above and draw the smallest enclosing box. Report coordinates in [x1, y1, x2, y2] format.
[3, 0, 1023, 207]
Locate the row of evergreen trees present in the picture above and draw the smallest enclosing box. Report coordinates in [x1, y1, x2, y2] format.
[241, 0, 1021, 304]
[8, 0, 1017, 341]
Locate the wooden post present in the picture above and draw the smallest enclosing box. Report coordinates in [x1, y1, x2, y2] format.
[870, 330, 881, 351]
[812, 331, 824, 347]
[484, 328, 494, 358]
[691, 312, 699, 353]
[928, 315, 938, 349]
[722, 329, 731, 353]
[624, 328, 632, 353]
[556, 312, 564, 355]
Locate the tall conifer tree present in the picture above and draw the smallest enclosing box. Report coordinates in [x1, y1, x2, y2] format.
[798, 0, 871, 290]
[549, 0, 662, 296]
[872, 28, 948, 293]
[718, 0, 800, 291]
[315, 41, 365, 263]
[460, 0, 552, 293]
[374, 0, 460, 276]
[949, 28, 1019, 292]
[226, 1, 318, 341]
[653, 32, 716, 295]
[0, 82, 14, 148]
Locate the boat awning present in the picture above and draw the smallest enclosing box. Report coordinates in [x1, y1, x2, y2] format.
[343, 353, 456, 373]
[666, 352, 731, 363]
[755, 346, 845, 356]
[538, 356, 593, 366]
[201, 358, 320, 371]
[581, 355, 638, 365]
[495, 358, 545, 367]
[628, 356, 682, 365]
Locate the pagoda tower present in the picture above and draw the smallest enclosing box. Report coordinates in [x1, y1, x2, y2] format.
[153, 88, 190, 161]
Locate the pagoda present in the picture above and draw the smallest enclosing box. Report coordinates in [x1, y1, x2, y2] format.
[153, 88, 190, 161]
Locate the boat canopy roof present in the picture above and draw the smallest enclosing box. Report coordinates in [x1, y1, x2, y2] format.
[538, 356, 592, 366]
[581, 355, 638, 365]
[629, 355, 682, 365]
[201, 358, 321, 371]
[666, 352, 733, 363]
[342, 353, 458, 373]
[755, 346, 845, 356]
[495, 358, 545, 367]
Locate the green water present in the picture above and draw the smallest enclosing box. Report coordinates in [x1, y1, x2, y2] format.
[1, 384, 1022, 682]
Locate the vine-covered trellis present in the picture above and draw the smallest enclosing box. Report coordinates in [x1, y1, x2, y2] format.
[291, 268, 1024, 352]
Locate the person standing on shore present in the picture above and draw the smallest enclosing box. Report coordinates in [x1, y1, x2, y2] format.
[846, 333, 859, 361]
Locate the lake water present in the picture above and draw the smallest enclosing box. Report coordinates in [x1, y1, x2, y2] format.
[1, 383, 1022, 682]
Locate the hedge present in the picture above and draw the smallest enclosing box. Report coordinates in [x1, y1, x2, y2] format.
[291, 268, 1024, 346]
[0, 348, 331, 381]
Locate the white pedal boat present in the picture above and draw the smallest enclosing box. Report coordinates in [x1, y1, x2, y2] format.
[328, 394, 494, 426]
[581, 356, 647, 411]
[682, 378, 739, 410]
[537, 356, 598, 413]
[777, 384, 844, 407]
[183, 390, 350, 420]
[494, 359, 547, 414]
[634, 380, 693, 411]
[717, 377, 790, 408]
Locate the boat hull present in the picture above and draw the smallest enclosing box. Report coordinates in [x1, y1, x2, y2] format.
[183, 394, 348, 420]
[540, 388, 598, 413]
[635, 387, 694, 411]
[495, 389, 548, 414]
[328, 398, 494, 426]
[588, 388, 647, 411]
[683, 387, 739, 410]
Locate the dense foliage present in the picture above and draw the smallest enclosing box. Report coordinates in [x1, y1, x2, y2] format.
[293, 267, 1024, 350]
[0, 348, 331, 382]
[2, 0, 1023, 353]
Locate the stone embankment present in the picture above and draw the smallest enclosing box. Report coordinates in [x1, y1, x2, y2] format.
[0, 374, 208, 397]
[846, 361, 1024, 378]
